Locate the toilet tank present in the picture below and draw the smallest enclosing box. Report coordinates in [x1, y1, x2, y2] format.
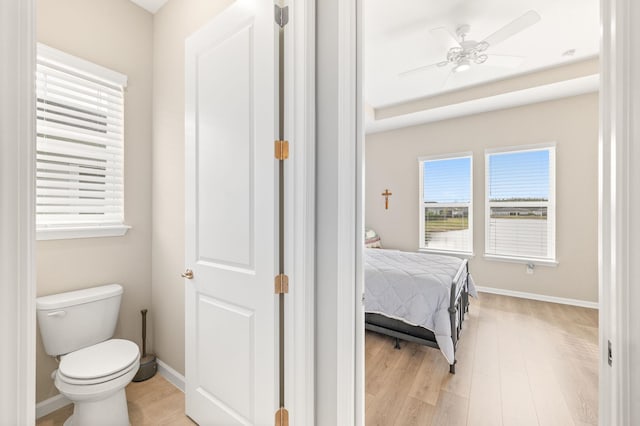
[36, 284, 124, 356]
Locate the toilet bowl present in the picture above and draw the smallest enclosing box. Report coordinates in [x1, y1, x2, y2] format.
[54, 339, 140, 426]
[36, 285, 140, 426]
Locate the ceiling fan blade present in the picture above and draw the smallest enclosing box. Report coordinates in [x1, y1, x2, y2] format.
[483, 54, 525, 68]
[430, 27, 462, 49]
[399, 61, 449, 77]
[481, 10, 541, 48]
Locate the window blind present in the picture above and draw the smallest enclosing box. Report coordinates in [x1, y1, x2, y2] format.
[485, 147, 555, 261]
[420, 155, 472, 253]
[36, 45, 127, 229]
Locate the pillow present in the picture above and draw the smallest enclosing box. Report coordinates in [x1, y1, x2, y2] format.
[364, 228, 382, 248]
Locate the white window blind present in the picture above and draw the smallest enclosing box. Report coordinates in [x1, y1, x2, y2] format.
[485, 146, 556, 262]
[36, 44, 127, 233]
[419, 155, 473, 254]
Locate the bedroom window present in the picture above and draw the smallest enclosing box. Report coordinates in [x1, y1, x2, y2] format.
[485, 145, 556, 264]
[36, 44, 129, 240]
[419, 154, 473, 254]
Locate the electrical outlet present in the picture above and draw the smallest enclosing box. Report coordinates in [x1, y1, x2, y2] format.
[526, 263, 535, 274]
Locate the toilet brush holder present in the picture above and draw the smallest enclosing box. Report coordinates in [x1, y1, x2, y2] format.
[133, 309, 157, 382]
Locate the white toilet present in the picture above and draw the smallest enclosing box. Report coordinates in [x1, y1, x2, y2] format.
[36, 284, 140, 426]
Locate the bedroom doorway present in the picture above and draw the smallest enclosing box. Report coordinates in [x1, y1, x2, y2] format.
[361, 1, 600, 424]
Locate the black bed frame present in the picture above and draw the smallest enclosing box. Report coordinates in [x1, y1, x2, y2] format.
[365, 262, 470, 374]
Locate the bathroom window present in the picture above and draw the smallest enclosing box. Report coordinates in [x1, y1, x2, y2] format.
[36, 44, 130, 240]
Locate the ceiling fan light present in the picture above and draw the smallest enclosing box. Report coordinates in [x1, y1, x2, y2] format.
[453, 60, 471, 73]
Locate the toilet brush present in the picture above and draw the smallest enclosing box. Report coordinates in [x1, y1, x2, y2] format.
[133, 309, 157, 382]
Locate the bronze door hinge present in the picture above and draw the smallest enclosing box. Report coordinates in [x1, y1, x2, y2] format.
[275, 274, 289, 294]
[275, 407, 289, 426]
[275, 140, 289, 160]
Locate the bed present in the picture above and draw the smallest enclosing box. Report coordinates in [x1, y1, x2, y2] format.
[364, 247, 477, 374]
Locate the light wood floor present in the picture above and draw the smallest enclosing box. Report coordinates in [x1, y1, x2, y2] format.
[36, 375, 193, 426]
[366, 293, 599, 426]
[37, 293, 598, 426]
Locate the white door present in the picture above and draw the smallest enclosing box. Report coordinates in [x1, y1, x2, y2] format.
[184, 1, 277, 424]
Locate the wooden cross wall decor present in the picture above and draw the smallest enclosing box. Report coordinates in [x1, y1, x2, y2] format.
[382, 189, 392, 210]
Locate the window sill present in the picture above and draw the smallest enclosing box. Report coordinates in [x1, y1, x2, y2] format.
[419, 248, 475, 260]
[37, 225, 131, 241]
[483, 254, 558, 267]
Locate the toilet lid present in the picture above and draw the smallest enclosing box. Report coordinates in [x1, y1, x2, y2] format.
[59, 339, 140, 380]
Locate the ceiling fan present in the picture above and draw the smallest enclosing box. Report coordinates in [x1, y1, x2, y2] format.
[400, 10, 542, 78]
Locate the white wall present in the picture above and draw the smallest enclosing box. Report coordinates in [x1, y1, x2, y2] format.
[151, 0, 232, 377]
[365, 93, 599, 303]
[36, 0, 153, 403]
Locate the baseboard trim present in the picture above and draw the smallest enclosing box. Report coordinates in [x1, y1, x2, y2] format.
[157, 359, 185, 393]
[35, 393, 71, 419]
[476, 286, 599, 309]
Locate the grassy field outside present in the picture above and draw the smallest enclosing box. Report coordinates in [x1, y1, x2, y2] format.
[489, 215, 547, 220]
[425, 217, 468, 233]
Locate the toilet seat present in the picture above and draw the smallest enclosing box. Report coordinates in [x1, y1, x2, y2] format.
[58, 339, 140, 385]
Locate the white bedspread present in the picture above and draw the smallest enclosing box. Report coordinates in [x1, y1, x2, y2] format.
[364, 248, 477, 364]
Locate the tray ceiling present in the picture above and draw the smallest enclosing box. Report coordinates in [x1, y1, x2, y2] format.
[364, 0, 599, 108]
[129, 0, 168, 14]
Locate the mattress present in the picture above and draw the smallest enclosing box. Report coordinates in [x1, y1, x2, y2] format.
[364, 248, 477, 364]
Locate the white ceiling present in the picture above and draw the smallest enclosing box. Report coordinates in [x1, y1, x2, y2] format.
[129, 0, 168, 14]
[364, 0, 600, 108]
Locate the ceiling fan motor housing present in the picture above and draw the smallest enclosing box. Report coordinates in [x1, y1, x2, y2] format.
[447, 40, 488, 66]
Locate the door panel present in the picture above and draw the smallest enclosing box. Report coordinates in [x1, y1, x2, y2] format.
[197, 295, 254, 422]
[185, 1, 276, 424]
[196, 25, 254, 270]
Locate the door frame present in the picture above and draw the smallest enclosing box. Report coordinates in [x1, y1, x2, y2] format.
[598, 0, 640, 423]
[283, 0, 317, 424]
[0, 0, 36, 424]
[322, 0, 637, 425]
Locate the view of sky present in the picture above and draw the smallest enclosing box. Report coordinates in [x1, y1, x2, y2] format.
[423, 156, 471, 203]
[488, 150, 550, 201]
[423, 150, 550, 203]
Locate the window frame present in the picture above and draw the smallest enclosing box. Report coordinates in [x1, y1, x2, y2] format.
[418, 152, 474, 256]
[35, 44, 130, 241]
[484, 143, 557, 265]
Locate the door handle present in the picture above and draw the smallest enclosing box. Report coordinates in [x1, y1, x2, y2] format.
[181, 269, 194, 279]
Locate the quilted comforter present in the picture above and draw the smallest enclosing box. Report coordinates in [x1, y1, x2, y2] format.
[364, 248, 477, 364]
